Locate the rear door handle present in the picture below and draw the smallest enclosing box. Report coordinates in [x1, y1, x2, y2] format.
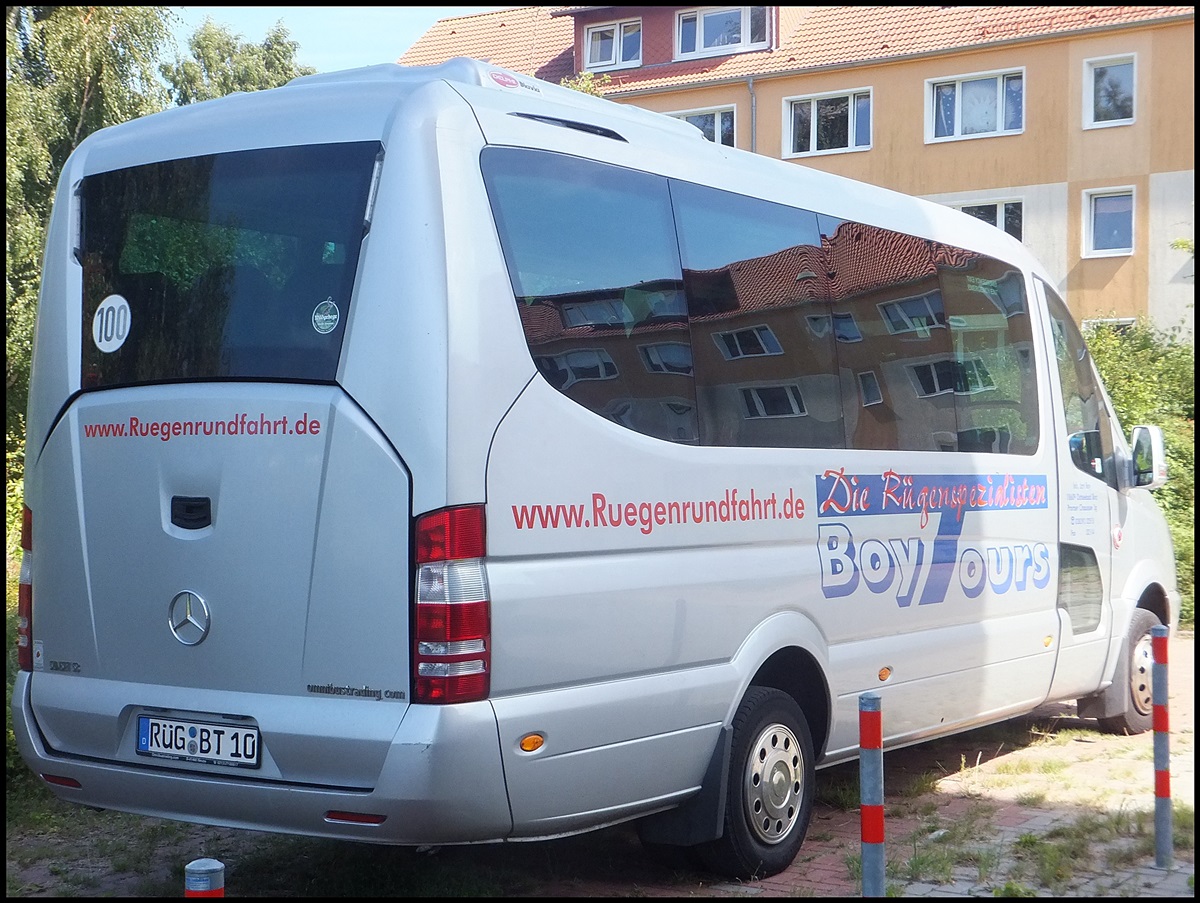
[171, 496, 211, 530]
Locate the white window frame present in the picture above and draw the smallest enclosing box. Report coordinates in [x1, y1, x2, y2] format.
[879, 291, 946, 336]
[1082, 317, 1136, 334]
[584, 18, 642, 72]
[715, 324, 783, 359]
[925, 67, 1025, 143]
[639, 341, 694, 375]
[537, 348, 618, 389]
[805, 311, 863, 342]
[783, 87, 872, 158]
[742, 384, 807, 418]
[952, 199, 1024, 241]
[1083, 54, 1135, 130]
[908, 357, 995, 397]
[675, 6, 770, 61]
[858, 370, 882, 406]
[1083, 187, 1135, 258]
[561, 298, 628, 327]
[669, 105, 737, 147]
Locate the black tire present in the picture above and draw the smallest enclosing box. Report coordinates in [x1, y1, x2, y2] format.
[695, 686, 815, 880]
[1098, 609, 1161, 735]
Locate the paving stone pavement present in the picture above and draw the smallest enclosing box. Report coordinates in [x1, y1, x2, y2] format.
[526, 633, 1194, 898]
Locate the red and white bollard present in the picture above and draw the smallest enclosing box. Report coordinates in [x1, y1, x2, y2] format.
[1151, 625, 1173, 871]
[859, 692, 885, 897]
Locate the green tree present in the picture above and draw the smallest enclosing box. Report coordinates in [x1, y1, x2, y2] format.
[7, 6, 173, 461]
[161, 18, 314, 106]
[6, 7, 314, 562]
[561, 70, 611, 96]
[1087, 320, 1195, 625]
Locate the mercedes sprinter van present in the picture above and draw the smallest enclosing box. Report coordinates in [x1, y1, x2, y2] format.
[14, 58, 1180, 879]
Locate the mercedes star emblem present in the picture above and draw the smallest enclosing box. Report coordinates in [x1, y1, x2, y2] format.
[168, 591, 211, 646]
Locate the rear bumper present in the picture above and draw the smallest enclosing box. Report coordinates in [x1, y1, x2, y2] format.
[11, 671, 513, 844]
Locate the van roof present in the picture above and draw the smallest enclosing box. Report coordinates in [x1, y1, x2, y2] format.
[285, 56, 707, 143]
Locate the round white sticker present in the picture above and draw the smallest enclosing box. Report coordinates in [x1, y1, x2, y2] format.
[312, 298, 340, 334]
[92, 294, 132, 353]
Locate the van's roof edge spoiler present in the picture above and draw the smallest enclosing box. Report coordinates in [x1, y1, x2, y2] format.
[286, 57, 705, 143]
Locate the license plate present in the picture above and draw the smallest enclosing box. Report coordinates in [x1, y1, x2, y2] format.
[136, 715, 260, 769]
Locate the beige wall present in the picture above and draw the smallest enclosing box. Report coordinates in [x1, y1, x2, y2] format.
[613, 20, 1194, 333]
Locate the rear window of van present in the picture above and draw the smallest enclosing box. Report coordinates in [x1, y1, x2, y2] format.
[79, 141, 381, 387]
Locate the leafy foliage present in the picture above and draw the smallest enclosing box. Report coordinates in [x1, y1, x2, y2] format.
[7, 6, 174, 460]
[1087, 319, 1195, 625]
[561, 70, 612, 96]
[161, 18, 315, 106]
[5, 6, 314, 565]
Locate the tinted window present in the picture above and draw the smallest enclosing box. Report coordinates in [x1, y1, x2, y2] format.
[670, 180, 844, 449]
[80, 142, 381, 387]
[484, 147, 1038, 455]
[820, 220, 957, 451]
[941, 259, 1038, 454]
[482, 147, 697, 443]
[1043, 281, 1116, 483]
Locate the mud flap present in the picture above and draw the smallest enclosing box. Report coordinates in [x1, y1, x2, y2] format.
[1076, 647, 1128, 720]
[636, 726, 731, 846]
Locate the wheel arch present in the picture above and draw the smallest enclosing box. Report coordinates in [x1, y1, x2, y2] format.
[750, 646, 831, 761]
[636, 612, 832, 850]
[728, 611, 832, 759]
[1133, 582, 1172, 632]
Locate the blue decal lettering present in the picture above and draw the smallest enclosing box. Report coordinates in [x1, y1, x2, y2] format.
[957, 547, 988, 598]
[818, 523, 859, 597]
[889, 537, 925, 608]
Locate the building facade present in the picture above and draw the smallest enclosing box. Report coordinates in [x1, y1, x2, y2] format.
[400, 6, 1194, 336]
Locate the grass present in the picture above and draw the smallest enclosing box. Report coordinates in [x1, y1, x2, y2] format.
[1004, 801, 1196, 894]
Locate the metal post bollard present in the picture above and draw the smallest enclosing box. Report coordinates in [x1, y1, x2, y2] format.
[859, 692, 885, 897]
[1151, 625, 1173, 870]
[184, 858, 225, 897]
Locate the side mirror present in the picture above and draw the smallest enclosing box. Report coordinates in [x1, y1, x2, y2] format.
[1129, 425, 1167, 490]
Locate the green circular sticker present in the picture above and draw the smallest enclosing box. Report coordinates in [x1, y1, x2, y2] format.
[312, 298, 340, 334]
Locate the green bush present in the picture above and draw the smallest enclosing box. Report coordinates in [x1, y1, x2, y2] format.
[1087, 319, 1194, 627]
[6, 426, 26, 574]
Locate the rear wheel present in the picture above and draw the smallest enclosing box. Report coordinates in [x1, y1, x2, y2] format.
[695, 686, 815, 880]
[1098, 609, 1160, 734]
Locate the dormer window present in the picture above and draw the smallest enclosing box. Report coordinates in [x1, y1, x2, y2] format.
[676, 7, 769, 60]
[585, 18, 642, 71]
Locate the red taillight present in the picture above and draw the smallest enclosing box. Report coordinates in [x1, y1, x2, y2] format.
[18, 505, 33, 672]
[413, 505, 490, 704]
[415, 505, 486, 562]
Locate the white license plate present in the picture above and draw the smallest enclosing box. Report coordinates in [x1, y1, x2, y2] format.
[136, 715, 260, 768]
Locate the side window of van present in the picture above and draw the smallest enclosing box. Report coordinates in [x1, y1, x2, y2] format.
[482, 147, 698, 443]
[1042, 282, 1118, 486]
[940, 258, 1039, 454]
[820, 220, 958, 451]
[485, 148, 1038, 456]
[669, 181, 843, 449]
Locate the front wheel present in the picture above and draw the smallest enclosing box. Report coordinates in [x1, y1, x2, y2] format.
[1098, 608, 1161, 734]
[695, 686, 815, 880]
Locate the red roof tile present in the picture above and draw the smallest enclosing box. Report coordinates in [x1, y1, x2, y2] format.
[398, 7, 576, 85]
[399, 5, 1193, 95]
